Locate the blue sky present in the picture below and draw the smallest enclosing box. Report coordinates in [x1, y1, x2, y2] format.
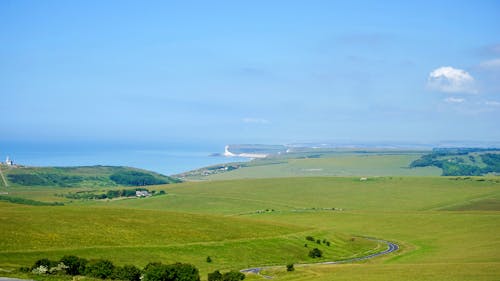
[1, 0, 499, 145]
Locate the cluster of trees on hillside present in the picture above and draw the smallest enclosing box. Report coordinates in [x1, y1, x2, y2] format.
[410, 149, 500, 176]
[7, 173, 88, 187]
[109, 171, 173, 186]
[6, 167, 180, 187]
[22, 256, 245, 281]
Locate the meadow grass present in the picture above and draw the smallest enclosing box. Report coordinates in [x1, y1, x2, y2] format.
[1, 176, 499, 280]
[202, 154, 441, 180]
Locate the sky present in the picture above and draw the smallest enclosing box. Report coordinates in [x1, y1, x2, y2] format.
[1, 0, 500, 145]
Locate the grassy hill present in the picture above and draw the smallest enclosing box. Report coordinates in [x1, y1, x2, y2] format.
[1, 176, 499, 281]
[178, 150, 441, 180]
[0, 165, 179, 187]
[410, 148, 500, 176]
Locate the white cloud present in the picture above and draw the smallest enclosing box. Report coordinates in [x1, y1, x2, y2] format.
[485, 100, 500, 107]
[479, 58, 500, 69]
[427, 66, 477, 94]
[444, 97, 465, 103]
[242, 118, 269, 124]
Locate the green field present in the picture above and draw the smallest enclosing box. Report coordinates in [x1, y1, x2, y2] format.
[180, 153, 442, 180]
[1, 176, 499, 280]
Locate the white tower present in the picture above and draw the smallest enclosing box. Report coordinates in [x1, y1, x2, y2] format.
[5, 156, 13, 166]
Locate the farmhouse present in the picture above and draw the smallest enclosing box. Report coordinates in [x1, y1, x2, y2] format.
[136, 190, 151, 197]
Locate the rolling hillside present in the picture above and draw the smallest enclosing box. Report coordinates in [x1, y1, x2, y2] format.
[1, 176, 499, 281]
[0, 165, 179, 187]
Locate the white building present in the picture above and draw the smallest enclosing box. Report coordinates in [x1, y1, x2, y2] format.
[5, 156, 13, 166]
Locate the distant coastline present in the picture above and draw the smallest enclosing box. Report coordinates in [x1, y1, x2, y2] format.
[223, 145, 268, 159]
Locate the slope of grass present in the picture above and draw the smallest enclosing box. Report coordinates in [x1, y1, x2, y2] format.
[1, 176, 499, 281]
[105, 177, 500, 214]
[2, 165, 179, 187]
[202, 155, 441, 180]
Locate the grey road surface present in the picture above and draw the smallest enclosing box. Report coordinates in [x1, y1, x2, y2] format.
[240, 237, 399, 277]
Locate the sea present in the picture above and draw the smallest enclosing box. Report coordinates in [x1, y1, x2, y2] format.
[0, 140, 244, 176]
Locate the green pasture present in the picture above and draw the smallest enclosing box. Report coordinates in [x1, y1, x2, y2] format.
[202, 154, 441, 180]
[1, 176, 499, 280]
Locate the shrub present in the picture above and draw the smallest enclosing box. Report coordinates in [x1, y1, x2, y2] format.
[32, 258, 58, 270]
[326, 241, 331, 246]
[221, 270, 245, 281]
[316, 239, 321, 244]
[49, 262, 69, 275]
[60, 255, 88, 275]
[308, 248, 323, 258]
[32, 265, 48, 275]
[286, 264, 294, 272]
[206, 256, 212, 263]
[142, 262, 200, 281]
[85, 259, 115, 279]
[305, 236, 315, 241]
[208, 270, 222, 281]
[113, 265, 141, 281]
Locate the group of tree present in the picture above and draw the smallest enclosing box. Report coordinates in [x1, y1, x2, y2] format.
[23, 256, 245, 281]
[207, 270, 245, 281]
[410, 148, 500, 176]
[305, 236, 331, 247]
[7, 173, 86, 187]
[24, 256, 141, 281]
[109, 171, 171, 186]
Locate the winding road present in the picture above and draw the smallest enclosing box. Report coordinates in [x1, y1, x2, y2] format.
[240, 237, 399, 277]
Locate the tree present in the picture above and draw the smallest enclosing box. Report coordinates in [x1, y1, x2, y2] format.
[286, 264, 294, 272]
[32, 258, 58, 270]
[206, 256, 212, 263]
[113, 265, 141, 281]
[142, 262, 200, 281]
[221, 271, 245, 281]
[207, 270, 222, 281]
[308, 248, 323, 258]
[60, 255, 88, 276]
[85, 259, 115, 279]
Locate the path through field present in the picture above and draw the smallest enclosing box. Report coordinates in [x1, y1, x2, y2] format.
[240, 238, 399, 277]
[0, 167, 8, 187]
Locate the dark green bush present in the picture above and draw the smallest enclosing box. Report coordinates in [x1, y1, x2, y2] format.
[308, 248, 323, 258]
[286, 264, 294, 272]
[221, 271, 245, 281]
[60, 255, 88, 276]
[32, 258, 58, 270]
[85, 259, 115, 279]
[142, 262, 200, 281]
[207, 270, 222, 281]
[113, 265, 141, 281]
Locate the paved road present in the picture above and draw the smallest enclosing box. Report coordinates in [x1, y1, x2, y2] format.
[0, 278, 33, 281]
[240, 237, 399, 277]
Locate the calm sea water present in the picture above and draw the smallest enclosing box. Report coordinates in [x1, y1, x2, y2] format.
[0, 141, 242, 175]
